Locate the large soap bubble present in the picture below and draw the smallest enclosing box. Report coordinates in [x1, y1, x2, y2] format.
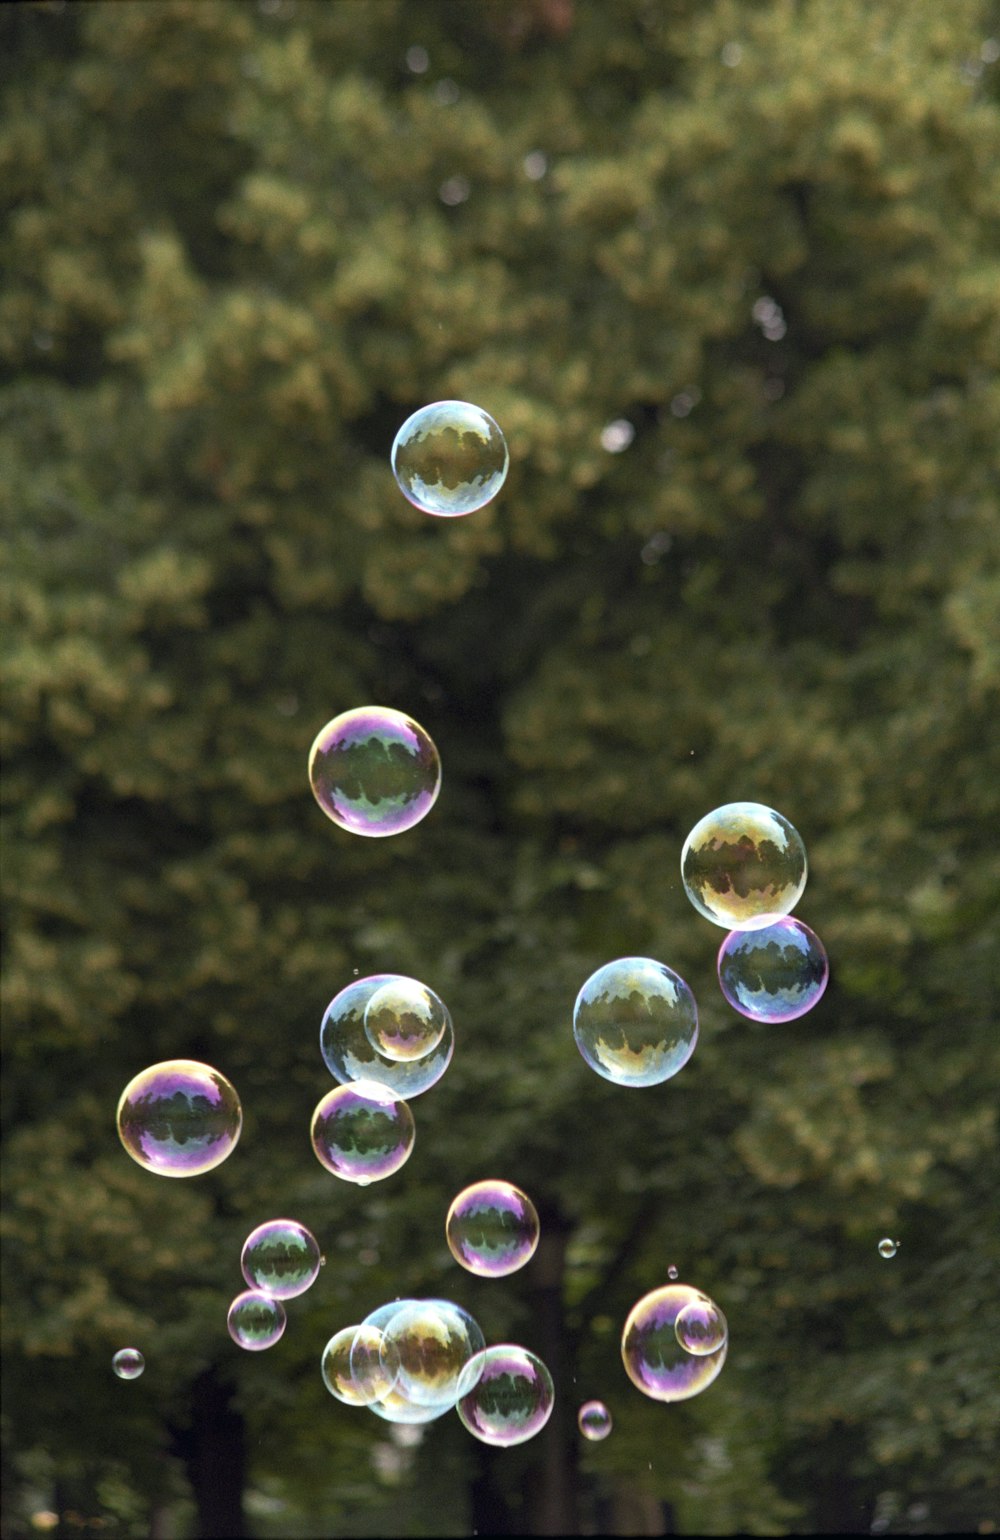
[116, 1059, 242, 1177]
[717, 915, 828, 1021]
[381, 1298, 487, 1409]
[240, 1219, 322, 1300]
[321, 1323, 400, 1406]
[321, 974, 454, 1098]
[308, 707, 441, 837]
[681, 802, 807, 930]
[457, 1345, 555, 1446]
[621, 1284, 727, 1402]
[573, 957, 698, 1087]
[310, 1080, 415, 1185]
[391, 400, 508, 516]
[446, 1180, 540, 1277]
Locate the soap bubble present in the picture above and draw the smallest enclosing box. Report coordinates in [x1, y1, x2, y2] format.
[674, 1298, 728, 1356]
[310, 1080, 415, 1184]
[322, 1324, 399, 1406]
[457, 1345, 555, 1446]
[321, 974, 454, 1098]
[717, 915, 828, 1021]
[578, 1400, 612, 1440]
[364, 976, 449, 1062]
[681, 802, 807, 929]
[621, 1285, 728, 1402]
[112, 1348, 144, 1380]
[391, 400, 509, 516]
[116, 1059, 242, 1177]
[356, 1299, 482, 1424]
[382, 1298, 487, 1409]
[240, 1219, 322, 1300]
[573, 957, 698, 1087]
[667, 1265, 679, 1280]
[309, 707, 441, 838]
[878, 1238, 899, 1259]
[227, 1290, 286, 1351]
[446, 1180, 540, 1277]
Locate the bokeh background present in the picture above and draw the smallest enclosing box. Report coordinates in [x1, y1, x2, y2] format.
[2, 1, 999, 1535]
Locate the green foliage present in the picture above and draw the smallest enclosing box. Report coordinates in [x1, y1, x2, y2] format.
[2, 0, 998, 1534]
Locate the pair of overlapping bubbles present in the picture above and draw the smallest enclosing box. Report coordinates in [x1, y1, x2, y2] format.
[311, 973, 454, 1184]
[681, 801, 828, 1023]
[622, 1282, 729, 1403]
[227, 1218, 324, 1352]
[322, 1298, 554, 1446]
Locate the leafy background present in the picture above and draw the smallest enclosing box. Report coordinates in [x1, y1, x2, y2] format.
[2, 1, 998, 1535]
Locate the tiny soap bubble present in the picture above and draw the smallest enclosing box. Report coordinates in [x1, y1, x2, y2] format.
[578, 1400, 612, 1440]
[112, 1348, 144, 1380]
[878, 1238, 899, 1259]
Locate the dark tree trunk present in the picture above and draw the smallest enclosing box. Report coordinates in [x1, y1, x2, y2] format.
[180, 1367, 247, 1540]
[524, 1209, 578, 1537]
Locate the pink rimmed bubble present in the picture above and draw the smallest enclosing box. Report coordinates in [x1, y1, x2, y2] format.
[578, 1400, 612, 1440]
[240, 1219, 322, 1300]
[227, 1290, 286, 1351]
[391, 401, 508, 517]
[116, 1059, 242, 1178]
[621, 1285, 728, 1402]
[674, 1298, 728, 1356]
[112, 1348, 144, 1380]
[308, 707, 441, 838]
[310, 1080, 415, 1185]
[681, 802, 807, 930]
[456, 1345, 555, 1447]
[446, 1180, 540, 1278]
[717, 915, 828, 1022]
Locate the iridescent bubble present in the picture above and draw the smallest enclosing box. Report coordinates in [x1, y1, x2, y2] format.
[674, 1298, 728, 1356]
[621, 1285, 728, 1402]
[573, 957, 698, 1087]
[116, 1060, 242, 1178]
[358, 1299, 482, 1425]
[391, 400, 508, 516]
[240, 1218, 322, 1300]
[308, 707, 441, 838]
[321, 1324, 400, 1406]
[445, 1180, 540, 1278]
[717, 916, 828, 1022]
[681, 802, 807, 930]
[321, 974, 454, 1098]
[457, 1345, 555, 1447]
[878, 1238, 899, 1259]
[112, 1348, 144, 1380]
[227, 1290, 286, 1351]
[311, 1080, 415, 1185]
[382, 1298, 487, 1409]
[667, 1265, 679, 1280]
[578, 1400, 612, 1440]
[364, 977, 449, 1063]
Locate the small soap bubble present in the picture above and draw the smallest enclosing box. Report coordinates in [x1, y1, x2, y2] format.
[382, 1299, 486, 1408]
[667, 1265, 679, 1280]
[241, 1218, 322, 1299]
[573, 957, 698, 1087]
[364, 977, 449, 1062]
[310, 1080, 415, 1184]
[878, 1238, 899, 1259]
[523, 150, 548, 180]
[309, 706, 441, 838]
[391, 401, 508, 516]
[446, 1180, 540, 1277]
[457, 1345, 555, 1446]
[112, 1348, 144, 1380]
[621, 1285, 728, 1402]
[321, 973, 454, 1097]
[681, 802, 807, 930]
[578, 1400, 612, 1441]
[116, 1059, 242, 1177]
[227, 1290, 286, 1351]
[322, 1324, 399, 1405]
[675, 1298, 728, 1356]
[717, 916, 829, 1022]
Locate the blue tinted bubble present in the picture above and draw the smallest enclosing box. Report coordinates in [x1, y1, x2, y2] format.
[717, 915, 829, 1022]
[391, 401, 508, 516]
[573, 957, 698, 1087]
[681, 802, 807, 930]
[321, 974, 454, 1098]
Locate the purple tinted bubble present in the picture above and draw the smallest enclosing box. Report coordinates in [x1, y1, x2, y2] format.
[717, 915, 828, 1022]
[241, 1218, 322, 1299]
[112, 1348, 144, 1380]
[578, 1399, 612, 1440]
[228, 1290, 286, 1351]
[308, 707, 441, 837]
[457, 1345, 555, 1446]
[310, 1079, 415, 1184]
[621, 1285, 727, 1403]
[116, 1060, 242, 1177]
[446, 1180, 540, 1278]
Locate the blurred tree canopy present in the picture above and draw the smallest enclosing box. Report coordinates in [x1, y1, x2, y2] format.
[2, 0, 999, 1536]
